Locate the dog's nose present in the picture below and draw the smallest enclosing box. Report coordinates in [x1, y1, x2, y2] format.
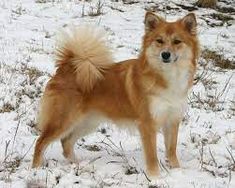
[161, 51, 171, 62]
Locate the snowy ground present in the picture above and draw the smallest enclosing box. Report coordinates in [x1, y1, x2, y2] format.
[0, 0, 234, 187]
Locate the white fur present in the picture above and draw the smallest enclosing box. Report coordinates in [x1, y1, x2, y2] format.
[70, 111, 137, 140]
[149, 69, 189, 125]
[146, 45, 193, 126]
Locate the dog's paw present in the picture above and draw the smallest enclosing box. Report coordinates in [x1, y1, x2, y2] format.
[65, 153, 79, 164]
[32, 158, 44, 169]
[165, 158, 180, 169]
[148, 178, 168, 188]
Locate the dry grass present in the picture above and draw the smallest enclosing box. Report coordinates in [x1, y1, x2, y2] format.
[99, 135, 140, 176]
[194, 66, 217, 89]
[8, 64, 46, 106]
[206, 13, 234, 26]
[21, 65, 44, 85]
[0, 103, 15, 113]
[11, 5, 26, 16]
[175, 3, 198, 11]
[88, 0, 104, 17]
[0, 62, 49, 125]
[0, 64, 49, 182]
[201, 49, 235, 70]
[217, 6, 235, 14]
[35, 0, 47, 3]
[229, 100, 235, 117]
[35, 0, 56, 3]
[189, 91, 225, 112]
[210, 13, 234, 23]
[196, 0, 217, 8]
[191, 57, 233, 112]
[109, 5, 125, 12]
[122, 0, 139, 5]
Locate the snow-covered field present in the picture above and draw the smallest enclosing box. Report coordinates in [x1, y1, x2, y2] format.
[0, 0, 234, 187]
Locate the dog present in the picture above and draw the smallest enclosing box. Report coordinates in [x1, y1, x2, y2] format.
[32, 12, 199, 177]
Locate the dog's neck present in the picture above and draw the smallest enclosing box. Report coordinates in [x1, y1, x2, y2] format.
[136, 53, 194, 97]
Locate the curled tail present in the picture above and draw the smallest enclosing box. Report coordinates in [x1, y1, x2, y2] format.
[56, 26, 113, 92]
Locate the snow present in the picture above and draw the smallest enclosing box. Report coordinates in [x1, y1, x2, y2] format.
[0, 0, 234, 187]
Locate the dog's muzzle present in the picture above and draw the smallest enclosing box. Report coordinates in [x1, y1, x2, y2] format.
[161, 51, 178, 63]
[161, 51, 171, 63]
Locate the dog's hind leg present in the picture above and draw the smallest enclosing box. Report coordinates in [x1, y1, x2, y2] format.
[32, 128, 57, 168]
[61, 112, 102, 163]
[61, 132, 79, 163]
[32, 92, 83, 168]
[32, 118, 79, 168]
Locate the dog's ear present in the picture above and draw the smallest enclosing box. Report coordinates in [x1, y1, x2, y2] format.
[181, 13, 197, 35]
[144, 12, 164, 32]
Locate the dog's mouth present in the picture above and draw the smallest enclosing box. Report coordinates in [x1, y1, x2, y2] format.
[162, 59, 171, 63]
[162, 56, 178, 64]
[174, 56, 179, 62]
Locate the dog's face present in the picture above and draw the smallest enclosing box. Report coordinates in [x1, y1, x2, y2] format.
[143, 12, 198, 69]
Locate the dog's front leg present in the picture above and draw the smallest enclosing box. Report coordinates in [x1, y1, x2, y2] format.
[162, 119, 180, 168]
[138, 119, 158, 177]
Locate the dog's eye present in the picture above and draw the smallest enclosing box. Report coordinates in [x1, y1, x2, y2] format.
[156, 39, 164, 44]
[173, 39, 182, 45]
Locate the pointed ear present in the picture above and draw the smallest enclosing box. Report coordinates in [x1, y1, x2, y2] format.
[181, 13, 197, 35]
[144, 12, 164, 32]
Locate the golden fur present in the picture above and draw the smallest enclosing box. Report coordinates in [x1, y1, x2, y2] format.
[32, 12, 199, 177]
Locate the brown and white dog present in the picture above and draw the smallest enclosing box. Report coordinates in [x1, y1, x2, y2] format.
[32, 12, 199, 177]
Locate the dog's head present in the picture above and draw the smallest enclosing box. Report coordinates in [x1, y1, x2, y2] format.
[143, 12, 199, 69]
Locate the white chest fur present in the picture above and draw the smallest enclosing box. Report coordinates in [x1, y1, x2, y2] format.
[149, 64, 190, 124]
[149, 94, 187, 123]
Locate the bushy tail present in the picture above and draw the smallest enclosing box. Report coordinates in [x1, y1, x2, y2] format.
[56, 26, 113, 92]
